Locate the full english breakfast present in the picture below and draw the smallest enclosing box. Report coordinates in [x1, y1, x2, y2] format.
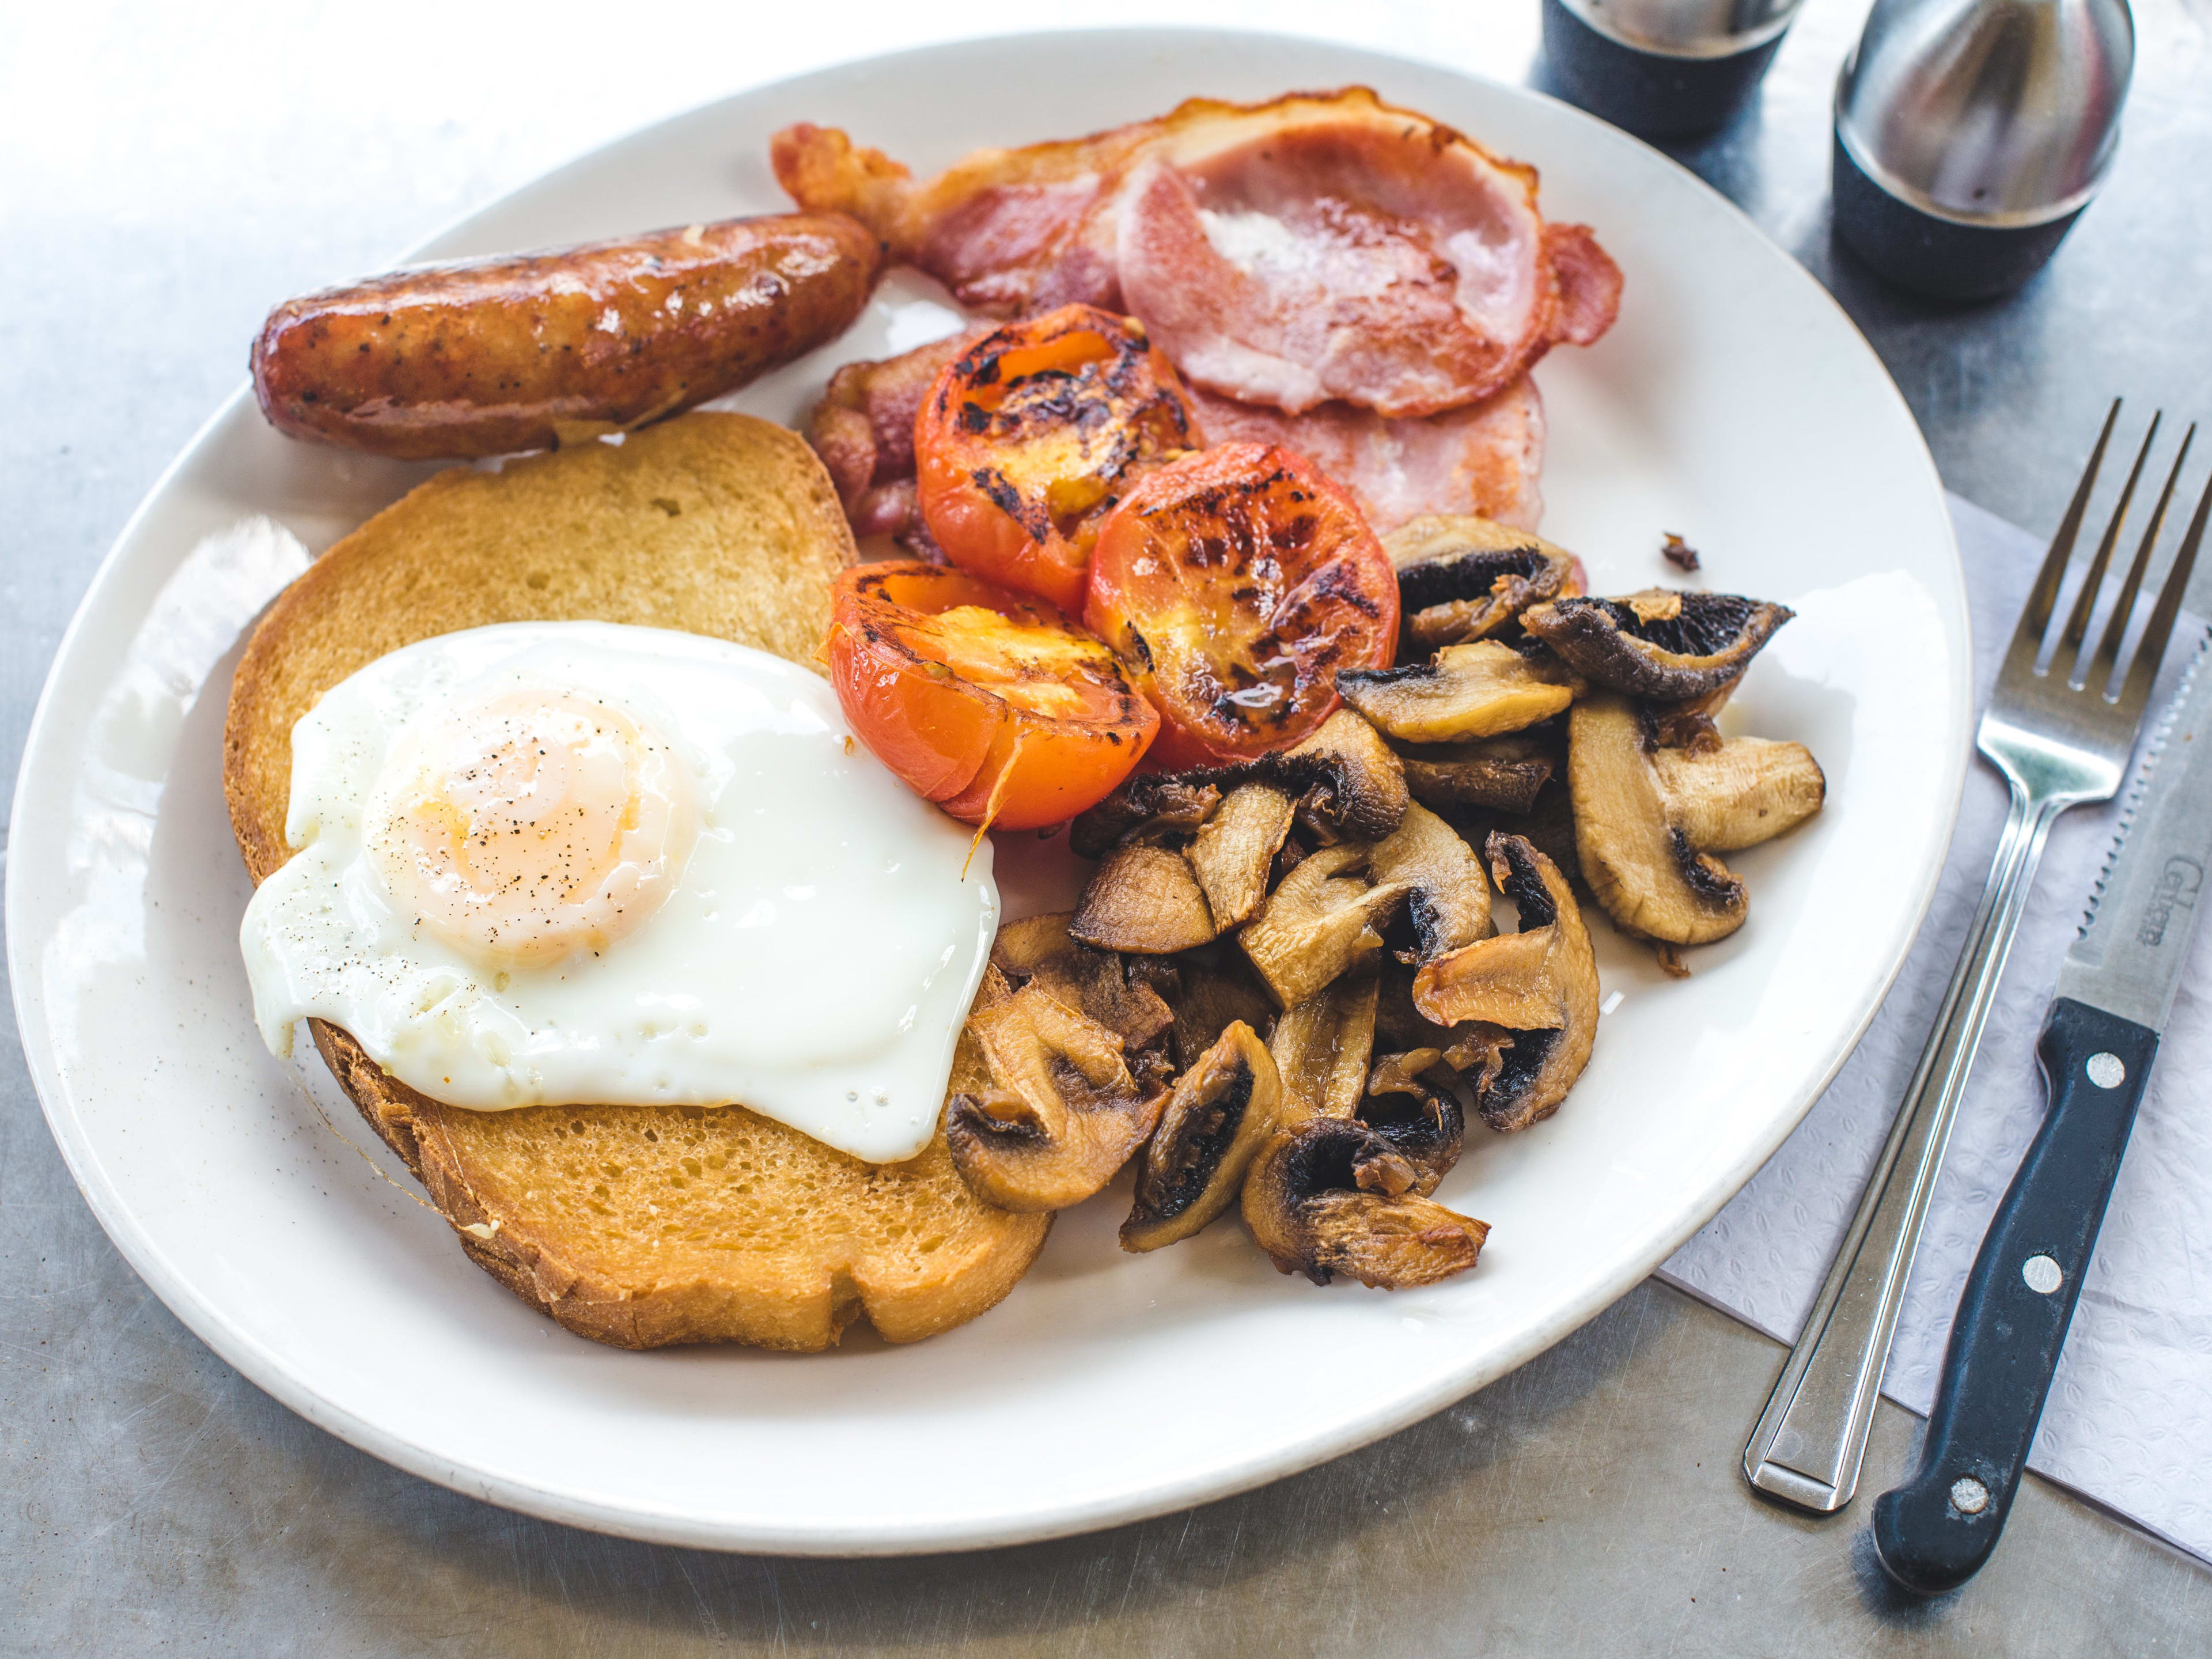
[226, 87, 1821, 1351]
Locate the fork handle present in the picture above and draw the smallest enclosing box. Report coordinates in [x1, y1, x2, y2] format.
[1743, 781, 2070, 1513]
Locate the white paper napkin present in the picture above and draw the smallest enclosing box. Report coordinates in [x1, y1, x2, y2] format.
[1660, 493, 2212, 1565]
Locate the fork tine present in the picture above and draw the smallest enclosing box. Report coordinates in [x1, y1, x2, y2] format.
[2116, 464, 2212, 714]
[2063, 409, 2161, 651]
[2086, 422, 2195, 691]
[2020, 399, 2121, 654]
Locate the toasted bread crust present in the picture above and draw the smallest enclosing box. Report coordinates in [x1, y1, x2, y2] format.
[229, 414, 1048, 1351]
[307, 1022, 1047, 1352]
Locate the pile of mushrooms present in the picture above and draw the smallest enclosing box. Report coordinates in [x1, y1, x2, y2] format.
[1355, 515, 1825, 969]
[941, 513, 1825, 1293]
[944, 710, 1585, 1289]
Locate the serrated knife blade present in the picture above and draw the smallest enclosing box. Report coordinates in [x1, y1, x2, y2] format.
[2056, 628, 2212, 1030]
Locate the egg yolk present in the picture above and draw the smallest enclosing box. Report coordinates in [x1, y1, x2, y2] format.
[364, 688, 696, 965]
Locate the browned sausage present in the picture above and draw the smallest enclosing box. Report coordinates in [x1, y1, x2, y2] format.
[251, 213, 883, 460]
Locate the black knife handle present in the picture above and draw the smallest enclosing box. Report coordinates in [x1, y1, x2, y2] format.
[1871, 997, 2158, 1594]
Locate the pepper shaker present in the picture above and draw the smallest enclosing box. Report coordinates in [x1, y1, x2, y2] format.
[1541, 0, 1806, 137]
[1834, 0, 2134, 300]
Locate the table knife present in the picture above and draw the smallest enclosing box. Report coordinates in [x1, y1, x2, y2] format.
[1872, 630, 2212, 1594]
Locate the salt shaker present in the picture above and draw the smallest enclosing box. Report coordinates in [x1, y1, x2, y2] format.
[1834, 0, 2134, 300]
[1541, 0, 1806, 137]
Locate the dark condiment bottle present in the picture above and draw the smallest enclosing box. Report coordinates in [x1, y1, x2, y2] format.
[1832, 0, 2134, 300]
[1541, 0, 1805, 137]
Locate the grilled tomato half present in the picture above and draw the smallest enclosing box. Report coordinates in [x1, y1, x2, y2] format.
[825, 562, 1158, 830]
[1085, 443, 1399, 766]
[914, 304, 1203, 613]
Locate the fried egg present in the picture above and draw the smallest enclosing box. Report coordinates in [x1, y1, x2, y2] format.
[240, 622, 998, 1162]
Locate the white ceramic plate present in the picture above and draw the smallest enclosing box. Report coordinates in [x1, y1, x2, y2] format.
[6, 28, 1967, 1554]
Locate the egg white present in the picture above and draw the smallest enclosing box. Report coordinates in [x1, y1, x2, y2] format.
[240, 622, 999, 1163]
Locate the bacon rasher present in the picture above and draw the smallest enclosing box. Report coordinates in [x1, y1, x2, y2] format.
[1185, 378, 1546, 535]
[773, 89, 1619, 421]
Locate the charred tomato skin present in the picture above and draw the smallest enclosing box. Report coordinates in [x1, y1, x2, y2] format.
[824, 562, 1158, 831]
[1085, 443, 1399, 768]
[914, 305, 1203, 614]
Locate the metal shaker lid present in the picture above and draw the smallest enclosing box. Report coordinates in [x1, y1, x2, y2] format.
[1558, 0, 1802, 59]
[1836, 0, 2134, 228]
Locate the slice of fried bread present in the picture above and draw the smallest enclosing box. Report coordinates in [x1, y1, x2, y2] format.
[225, 413, 1049, 1351]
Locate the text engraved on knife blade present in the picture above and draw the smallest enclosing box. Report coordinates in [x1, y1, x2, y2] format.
[2060, 628, 2212, 1028]
[2137, 857, 2204, 947]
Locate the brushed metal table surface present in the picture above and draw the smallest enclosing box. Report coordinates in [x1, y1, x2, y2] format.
[5, 2, 2210, 1652]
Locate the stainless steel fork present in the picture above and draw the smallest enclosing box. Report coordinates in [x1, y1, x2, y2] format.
[1743, 401, 2212, 1514]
